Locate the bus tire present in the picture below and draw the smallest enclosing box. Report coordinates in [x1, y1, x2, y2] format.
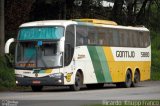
[86, 83, 104, 89]
[123, 70, 132, 88]
[31, 85, 43, 92]
[131, 70, 140, 87]
[70, 71, 82, 91]
[116, 82, 123, 88]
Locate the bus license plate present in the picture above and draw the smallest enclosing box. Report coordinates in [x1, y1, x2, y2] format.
[32, 80, 41, 84]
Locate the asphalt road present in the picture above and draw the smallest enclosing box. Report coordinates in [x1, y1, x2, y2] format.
[0, 81, 160, 106]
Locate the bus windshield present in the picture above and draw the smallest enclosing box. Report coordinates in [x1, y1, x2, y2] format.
[15, 41, 63, 69]
[18, 26, 64, 40]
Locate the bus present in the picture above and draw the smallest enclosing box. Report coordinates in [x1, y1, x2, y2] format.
[5, 19, 151, 91]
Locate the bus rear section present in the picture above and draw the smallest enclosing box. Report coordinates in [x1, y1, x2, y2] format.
[75, 20, 151, 89]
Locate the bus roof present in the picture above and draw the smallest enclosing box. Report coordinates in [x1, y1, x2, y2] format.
[20, 19, 149, 32]
[20, 20, 76, 27]
[73, 19, 118, 25]
[74, 19, 149, 31]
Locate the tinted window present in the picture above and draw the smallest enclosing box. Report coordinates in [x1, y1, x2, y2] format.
[64, 25, 75, 66]
[76, 25, 150, 48]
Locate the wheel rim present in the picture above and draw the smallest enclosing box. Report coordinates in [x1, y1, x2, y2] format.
[134, 72, 140, 83]
[75, 74, 81, 87]
[126, 72, 132, 86]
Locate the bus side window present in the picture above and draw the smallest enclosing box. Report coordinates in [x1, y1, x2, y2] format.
[107, 29, 113, 46]
[103, 28, 112, 46]
[136, 31, 140, 47]
[144, 31, 150, 47]
[99, 32, 105, 45]
[76, 25, 88, 46]
[128, 31, 133, 47]
[124, 30, 129, 47]
[88, 31, 94, 44]
[139, 32, 144, 47]
[97, 27, 104, 45]
[119, 30, 125, 47]
[113, 29, 119, 46]
[88, 27, 98, 45]
[64, 25, 75, 66]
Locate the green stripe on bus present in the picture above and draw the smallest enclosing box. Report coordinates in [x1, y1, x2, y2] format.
[87, 46, 105, 83]
[96, 47, 112, 82]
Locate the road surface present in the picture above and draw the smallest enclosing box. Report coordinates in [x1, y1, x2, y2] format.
[0, 81, 160, 106]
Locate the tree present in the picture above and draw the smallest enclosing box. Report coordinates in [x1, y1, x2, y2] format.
[149, 0, 160, 32]
[0, 0, 4, 56]
[135, 0, 150, 25]
[111, 0, 125, 24]
[5, 0, 34, 39]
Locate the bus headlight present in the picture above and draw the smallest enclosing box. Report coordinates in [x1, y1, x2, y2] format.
[16, 80, 18, 84]
[49, 73, 62, 78]
[58, 80, 62, 83]
[16, 74, 24, 77]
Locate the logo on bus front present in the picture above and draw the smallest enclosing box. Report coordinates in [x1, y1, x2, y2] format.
[65, 73, 73, 82]
[35, 73, 38, 77]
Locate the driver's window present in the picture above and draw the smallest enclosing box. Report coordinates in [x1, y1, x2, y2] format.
[64, 25, 75, 66]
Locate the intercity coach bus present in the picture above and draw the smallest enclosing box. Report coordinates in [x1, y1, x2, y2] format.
[5, 19, 151, 91]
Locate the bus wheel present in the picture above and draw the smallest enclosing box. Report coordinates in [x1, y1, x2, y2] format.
[70, 72, 82, 91]
[131, 71, 140, 87]
[123, 70, 132, 88]
[31, 85, 43, 92]
[116, 82, 123, 88]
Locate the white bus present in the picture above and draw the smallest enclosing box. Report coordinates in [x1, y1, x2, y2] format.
[5, 19, 151, 91]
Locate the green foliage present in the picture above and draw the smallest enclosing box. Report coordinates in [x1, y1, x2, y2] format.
[151, 70, 160, 80]
[149, 1, 160, 32]
[149, 1, 160, 81]
[0, 56, 15, 89]
[151, 31, 160, 80]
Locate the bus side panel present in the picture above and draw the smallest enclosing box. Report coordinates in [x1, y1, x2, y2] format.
[103, 47, 119, 82]
[109, 46, 151, 82]
[67, 46, 115, 84]
[107, 61, 151, 82]
[63, 46, 98, 85]
[140, 61, 151, 81]
[87, 46, 112, 83]
[64, 45, 151, 85]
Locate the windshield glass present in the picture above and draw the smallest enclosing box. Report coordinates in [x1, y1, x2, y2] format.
[15, 41, 63, 69]
[18, 26, 64, 40]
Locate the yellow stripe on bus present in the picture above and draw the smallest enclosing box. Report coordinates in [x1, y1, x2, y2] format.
[103, 47, 151, 82]
[45, 69, 52, 73]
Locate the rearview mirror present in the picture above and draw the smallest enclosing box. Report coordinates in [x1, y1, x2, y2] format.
[5, 38, 15, 54]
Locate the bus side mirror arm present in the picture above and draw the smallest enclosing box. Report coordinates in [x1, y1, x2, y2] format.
[58, 37, 65, 53]
[5, 38, 15, 54]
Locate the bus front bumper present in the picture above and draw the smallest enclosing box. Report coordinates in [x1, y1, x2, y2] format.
[16, 74, 64, 86]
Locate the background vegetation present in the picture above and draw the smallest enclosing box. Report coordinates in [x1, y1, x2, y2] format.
[0, 0, 160, 89]
[0, 56, 15, 90]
